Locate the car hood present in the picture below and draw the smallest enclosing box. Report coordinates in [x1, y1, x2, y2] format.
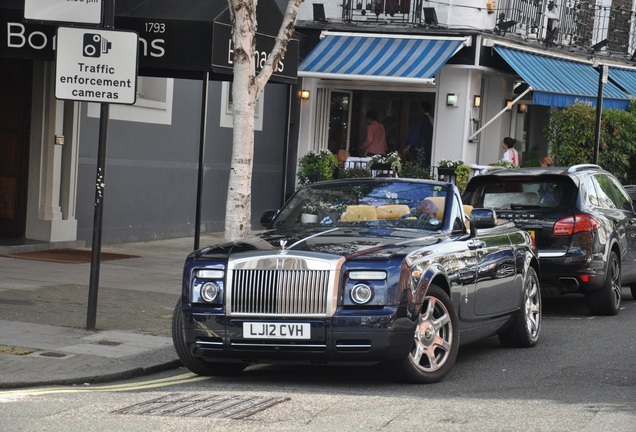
[194, 227, 442, 261]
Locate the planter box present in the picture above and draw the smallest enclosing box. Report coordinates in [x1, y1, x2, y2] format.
[437, 168, 456, 177]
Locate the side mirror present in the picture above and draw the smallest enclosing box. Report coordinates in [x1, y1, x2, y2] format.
[469, 208, 497, 236]
[260, 209, 278, 228]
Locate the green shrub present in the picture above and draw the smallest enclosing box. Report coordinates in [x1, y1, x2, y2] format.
[455, 164, 472, 193]
[297, 151, 339, 186]
[336, 166, 372, 178]
[545, 101, 636, 183]
[400, 148, 432, 179]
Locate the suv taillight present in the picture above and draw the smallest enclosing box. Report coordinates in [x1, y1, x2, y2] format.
[553, 214, 601, 236]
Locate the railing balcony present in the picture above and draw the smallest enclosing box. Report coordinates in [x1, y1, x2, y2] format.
[496, 0, 636, 60]
[341, 0, 436, 25]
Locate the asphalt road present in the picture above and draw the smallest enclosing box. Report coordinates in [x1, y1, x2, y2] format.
[2, 289, 635, 431]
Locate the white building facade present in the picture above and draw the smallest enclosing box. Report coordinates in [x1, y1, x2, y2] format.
[293, 0, 636, 170]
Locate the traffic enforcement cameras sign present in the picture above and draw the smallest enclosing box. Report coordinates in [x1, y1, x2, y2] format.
[25, 0, 102, 24]
[55, 27, 138, 104]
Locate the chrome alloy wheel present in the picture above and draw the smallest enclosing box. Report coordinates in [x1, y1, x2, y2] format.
[524, 272, 541, 339]
[410, 295, 454, 372]
[609, 256, 622, 310]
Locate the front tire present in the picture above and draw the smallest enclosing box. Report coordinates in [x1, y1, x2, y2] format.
[386, 285, 459, 384]
[586, 251, 621, 316]
[499, 267, 541, 347]
[172, 299, 247, 376]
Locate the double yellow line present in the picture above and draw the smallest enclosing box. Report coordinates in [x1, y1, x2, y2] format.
[0, 373, 210, 397]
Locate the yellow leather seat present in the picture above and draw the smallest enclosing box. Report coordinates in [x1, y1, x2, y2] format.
[463, 204, 473, 229]
[340, 205, 378, 222]
[376, 204, 410, 220]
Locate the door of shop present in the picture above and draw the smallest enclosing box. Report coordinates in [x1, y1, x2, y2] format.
[0, 59, 31, 238]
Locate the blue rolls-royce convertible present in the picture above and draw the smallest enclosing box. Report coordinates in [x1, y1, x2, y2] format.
[172, 178, 541, 383]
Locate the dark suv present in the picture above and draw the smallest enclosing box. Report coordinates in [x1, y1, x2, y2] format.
[464, 164, 636, 315]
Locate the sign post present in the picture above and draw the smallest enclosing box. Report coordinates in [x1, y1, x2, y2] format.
[25, 0, 102, 24]
[50, 0, 138, 331]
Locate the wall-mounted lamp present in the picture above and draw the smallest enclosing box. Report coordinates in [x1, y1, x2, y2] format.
[300, 90, 310, 100]
[446, 93, 459, 107]
[473, 95, 481, 108]
[518, 103, 527, 113]
[505, 100, 513, 111]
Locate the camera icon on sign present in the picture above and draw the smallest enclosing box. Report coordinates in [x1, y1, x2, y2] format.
[83, 33, 112, 58]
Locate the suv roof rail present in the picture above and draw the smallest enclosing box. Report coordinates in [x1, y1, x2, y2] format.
[568, 164, 601, 173]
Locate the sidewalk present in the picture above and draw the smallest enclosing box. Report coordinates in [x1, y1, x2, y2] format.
[0, 233, 224, 389]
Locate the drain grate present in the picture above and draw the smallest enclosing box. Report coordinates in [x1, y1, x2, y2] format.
[113, 393, 290, 419]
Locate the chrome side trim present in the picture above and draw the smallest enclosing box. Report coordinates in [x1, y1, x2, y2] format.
[231, 342, 326, 348]
[538, 251, 567, 258]
[335, 344, 372, 349]
[195, 340, 223, 347]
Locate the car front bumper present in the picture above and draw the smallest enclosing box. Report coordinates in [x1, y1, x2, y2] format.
[181, 306, 416, 364]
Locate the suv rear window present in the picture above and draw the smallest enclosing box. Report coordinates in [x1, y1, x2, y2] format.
[465, 178, 574, 210]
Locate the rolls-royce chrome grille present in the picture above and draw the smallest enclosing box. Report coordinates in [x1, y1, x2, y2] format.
[232, 269, 329, 314]
[227, 252, 342, 317]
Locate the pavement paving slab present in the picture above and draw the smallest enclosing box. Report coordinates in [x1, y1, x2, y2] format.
[0, 233, 224, 389]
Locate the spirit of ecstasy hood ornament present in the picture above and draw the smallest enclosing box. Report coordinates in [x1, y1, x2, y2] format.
[279, 239, 288, 251]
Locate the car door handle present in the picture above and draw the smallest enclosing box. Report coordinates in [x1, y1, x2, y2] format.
[468, 240, 485, 250]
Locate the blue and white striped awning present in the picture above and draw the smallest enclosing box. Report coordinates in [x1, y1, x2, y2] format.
[299, 32, 470, 84]
[494, 46, 629, 110]
[608, 67, 636, 99]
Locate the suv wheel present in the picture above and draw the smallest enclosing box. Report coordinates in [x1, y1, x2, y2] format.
[585, 251, 621, 316]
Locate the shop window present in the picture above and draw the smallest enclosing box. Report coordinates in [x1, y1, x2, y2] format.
[87, 77, 174, 124]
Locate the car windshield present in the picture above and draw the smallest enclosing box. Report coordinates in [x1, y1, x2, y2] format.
[465, 178, 574, 210]
[272, 180, 449, 231]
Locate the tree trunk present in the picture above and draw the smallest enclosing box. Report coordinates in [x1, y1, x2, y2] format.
[224, 0, 303, 241]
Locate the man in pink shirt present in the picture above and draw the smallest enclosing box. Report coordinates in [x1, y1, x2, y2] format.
[362, 111, 388, 156]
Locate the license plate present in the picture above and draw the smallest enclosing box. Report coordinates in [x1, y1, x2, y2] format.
[243, 322, 311, 340]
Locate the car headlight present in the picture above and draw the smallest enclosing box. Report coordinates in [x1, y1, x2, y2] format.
[192, 267, 225, 304]
[200, 282, 221, 302]
[351, 283, 374, 304]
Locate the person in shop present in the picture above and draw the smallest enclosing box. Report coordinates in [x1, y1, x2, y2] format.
[502, 137, 520, 166]
[362, 111, 388, 156]
[403, 101, 433, 166]
[539, 155, 554, 167]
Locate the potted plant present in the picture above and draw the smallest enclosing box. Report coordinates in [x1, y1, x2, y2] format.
[437, 158, 463, 178]
[494, 159, 516, 169]
[297, 151, 339, 186]
[369, 151, 402, 176]
[301, 204, 319, 223]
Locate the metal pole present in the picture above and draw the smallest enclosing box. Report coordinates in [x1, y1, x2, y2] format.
[467, 87, 532, 142]
[87, 0, 115, 331]
[593, 65, 606, 165]
[194, 71, 209, 251]
[281, 85, 293, 205]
